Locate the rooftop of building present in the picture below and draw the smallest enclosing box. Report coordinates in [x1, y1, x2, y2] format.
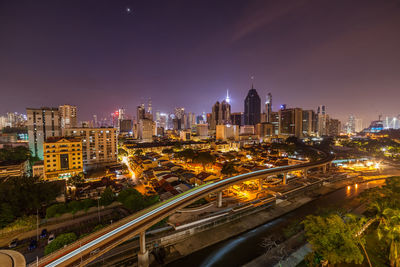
[45, 136, 82, 143]
[26, 107, 59, 111]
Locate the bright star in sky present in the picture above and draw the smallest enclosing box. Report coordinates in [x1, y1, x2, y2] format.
[126, 7, 131, 13]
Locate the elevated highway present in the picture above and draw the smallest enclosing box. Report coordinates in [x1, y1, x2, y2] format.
[34, 150, 334, 267]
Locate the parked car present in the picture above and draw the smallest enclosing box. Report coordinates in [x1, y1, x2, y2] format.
[40, 229, 48, 239]
[8, 239, 18, 248]
[48, 233, 55, 244]
[28, 240, 37, 251]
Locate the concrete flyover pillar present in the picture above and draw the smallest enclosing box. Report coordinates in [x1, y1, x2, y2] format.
[217, 191, 223, 208]
[259, 178, 263, 191]
[138, 231, 149, 267]
[322, 164, 327, 174]
[282, 173, 287, 185]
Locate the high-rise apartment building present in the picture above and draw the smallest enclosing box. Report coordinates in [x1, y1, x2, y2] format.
[270, 111, 279, 135]
[278, 106, 303, 138]
[317, 105, 329, 136]
[27, 107, 61, 159]
[138, 118, 154, 142]
[59, 105, 77, 131]
[302, 110, 317, 136]
[328, 119, 341, 136]
[346, 115, 356, 134]
[137, 104, 146, 121]
[65, 127, 117, 167]
[244, 85, 261, 125]
[255, 122, 274, 139]
[210, 100, 231, 130]
[230, 112, 242, 126]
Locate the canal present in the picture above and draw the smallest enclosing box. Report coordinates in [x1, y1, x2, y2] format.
[167, 180, 384, 267]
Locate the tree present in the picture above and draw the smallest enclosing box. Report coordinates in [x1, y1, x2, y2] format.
[44, 233, 77, 255]
[0, 203, 15, 228]
[193, 152, 215, 171]
[99, 187, 115, 206]
[302, 214, 364, 265]
[134, 149, 143, 156]
[118, 148, 128, 157]
[0, 176, 62, 220]
[221, 162, 237, 177]
[177, 149, 195, 162]
[377, 208, 400, 267]
[162, 148, 174, 155]
[67, 201, 83, 215]
[117, 188, 159, 213]
[67, 175, 84, 186]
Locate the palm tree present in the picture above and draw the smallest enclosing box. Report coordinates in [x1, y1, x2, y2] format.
[377, 208, 400, 267]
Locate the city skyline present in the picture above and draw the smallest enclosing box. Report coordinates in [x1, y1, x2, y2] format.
[1, 0, 400, 123]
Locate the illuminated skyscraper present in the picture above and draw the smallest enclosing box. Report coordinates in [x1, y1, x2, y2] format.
[210, 100, 231, 130]
[265, 93, 272, 123]
[244, 85, 261, 125]
[278, 106, 303, 138]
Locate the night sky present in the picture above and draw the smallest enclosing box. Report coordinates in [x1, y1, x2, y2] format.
[1, 0, 400, 125]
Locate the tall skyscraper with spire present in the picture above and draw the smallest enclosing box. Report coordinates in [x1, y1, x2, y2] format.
[244, 85, 261, 125]
[225, 89, 231, 104]
[265, 93, 272, 123]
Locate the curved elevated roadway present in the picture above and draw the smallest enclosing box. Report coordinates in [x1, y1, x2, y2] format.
[35, 150, 334, 267]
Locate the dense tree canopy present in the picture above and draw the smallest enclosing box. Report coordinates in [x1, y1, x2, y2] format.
[302, 214, 365, 265]
[193, 151, 215, 171]
[0, 146, 31, 164]
[117, 188, 159, 213]
[0, 176, 62, 227]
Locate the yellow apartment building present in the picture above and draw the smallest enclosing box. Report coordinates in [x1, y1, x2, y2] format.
[43, 137, 83, 180]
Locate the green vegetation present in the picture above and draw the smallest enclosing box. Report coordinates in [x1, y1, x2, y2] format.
[117, 188, 159, 213]
[303, 176, 400, 267]
[0, 216, 36, 234]
[162, 148, 174, 155]
[341, 138, 400, 159]
[99, 187, 116, 206]
[46, 199, 97, 218]
[0, 176, 62, 228]
[221, 162, 238, 177]
[118, 148, 128, 157]
[0, 146, 31, 164]
[44, 233, 77, 255]
[67, 174, 84, 186]
[134, 149, 144, 156]
[176, 148, 196, 162]
[193, 151, 215, 171]
[302, 214, 366, 265]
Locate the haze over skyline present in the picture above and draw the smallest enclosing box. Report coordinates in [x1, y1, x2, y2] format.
[1, 0, 400, 124]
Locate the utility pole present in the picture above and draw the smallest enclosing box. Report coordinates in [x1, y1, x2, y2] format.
[97, 197, 101, 223]
[36, 208, 39, 241]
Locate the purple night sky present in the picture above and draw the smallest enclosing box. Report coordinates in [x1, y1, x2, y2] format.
[1, 0, 400, 125]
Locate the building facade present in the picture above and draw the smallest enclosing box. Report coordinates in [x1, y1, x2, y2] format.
[210, 100, 231, 130]
[59, 105, 77, 130]
[302, 110, 317, 137]
[244, 85, 261, 125]
[27, 107, 61, 159]
[279, 107, 303, 138]
[65, 127, 117, 167]
[43, 137, 83, 180]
